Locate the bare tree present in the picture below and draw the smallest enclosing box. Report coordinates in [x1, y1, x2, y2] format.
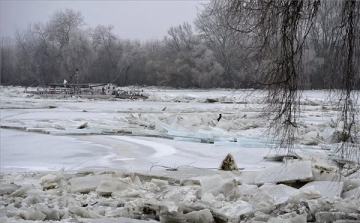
[307, 1, 340, 89]
[143, 40, 166, 85]
[161, 22, 224, 88]
[61, 29, 93, 83]
[90, 25, 120, 83]
[116, 39, 142, 86]
[195, 1, 252, 88]
[46, 9, 85, 82]
[91, 25, 141, 86]
[47, 9, 84, 49]
[0, 37, 16, 85]
[163, 23, 198, 87]
[14, 23, 56, 85]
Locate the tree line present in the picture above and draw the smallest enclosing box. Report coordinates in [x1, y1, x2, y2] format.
[0, 1, 359, 90]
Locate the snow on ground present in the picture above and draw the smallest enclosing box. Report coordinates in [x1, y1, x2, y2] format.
[0, 85, 359, 222]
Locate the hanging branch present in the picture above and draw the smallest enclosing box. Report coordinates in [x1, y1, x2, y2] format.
[218, 0, 320, 154]
[329, 0, 360, 167]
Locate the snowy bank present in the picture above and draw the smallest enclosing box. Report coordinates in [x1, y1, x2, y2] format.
[1, 160, 359, 223]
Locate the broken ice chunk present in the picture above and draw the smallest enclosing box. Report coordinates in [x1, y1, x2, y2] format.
[301, 181, 344, 198]
[342, 187, 359, 199]
[238, 170, 261, 185]
[184, 209, 214, 223]
[11, 185, 33, 197]
[258, 184, 299, 205]
[254, 161, 313, 185]
[69, 174, 112, 193]
[198, 175, 224, 194]
[96, 177, 134, 196]
[249, 189, 275, 211]
[0, 184, 20, 196]
[19, 207, 46, 221]
[298, 186, 322, 199]
[268, 213, 307, 223]
[173, 137, 202, 143]
[301, 131, 321, 145]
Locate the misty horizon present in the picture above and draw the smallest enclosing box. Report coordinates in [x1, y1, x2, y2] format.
[1, 1, 209, 41]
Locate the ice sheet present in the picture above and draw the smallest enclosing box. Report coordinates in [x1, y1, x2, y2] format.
[301, 181, 344, 198]
[1, 87, 358, 173]
[254, 161, 313, 184]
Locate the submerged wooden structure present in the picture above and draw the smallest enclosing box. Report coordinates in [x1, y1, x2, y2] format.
[25, 83, 148, 100]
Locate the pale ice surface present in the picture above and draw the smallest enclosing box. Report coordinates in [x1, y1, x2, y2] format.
[0, 86, 287, 172]
[0, 86, 358, 174]
[301, 181, 344, 198]
[254, 161, 313, 184]
[1, 129, 278, 172]
[1, 86, 360, 222]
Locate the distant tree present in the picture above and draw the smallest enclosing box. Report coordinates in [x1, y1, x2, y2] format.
[190, 41, 225, 88]
[143, 39, 166, 85]
[46, 9, 85, 82]
[142, 40, 164, 85]
[307, 0, 340, 89]
[46, 9, 84, 50]
[195, 1, 253, 88]
[14, 23, 56, 85]
[163, 22, 196, 87]
[12, 9, 86, 86]
[90, 25, 142, 86]
[61, 29, 93, 83]
[160, 22, 224, 88]
[116, 39, 142, 86]
[0, 37, 16, 85]
[90, 25, 121, 83]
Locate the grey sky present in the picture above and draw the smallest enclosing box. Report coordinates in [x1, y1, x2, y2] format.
[1, 0, 209, 41]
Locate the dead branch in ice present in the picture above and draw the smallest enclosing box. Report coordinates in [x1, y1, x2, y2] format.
[342, 166, 360, 178]
[149, 161, 197, 171]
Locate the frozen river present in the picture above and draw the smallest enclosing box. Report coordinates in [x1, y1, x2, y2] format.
[1, 86, 359, 223]
[0, 87, 284, 173]
[0, 86, 353, 173]
[1, 129, 278, 172]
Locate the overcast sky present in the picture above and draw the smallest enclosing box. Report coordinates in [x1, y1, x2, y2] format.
[1, 0, 209, 41]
